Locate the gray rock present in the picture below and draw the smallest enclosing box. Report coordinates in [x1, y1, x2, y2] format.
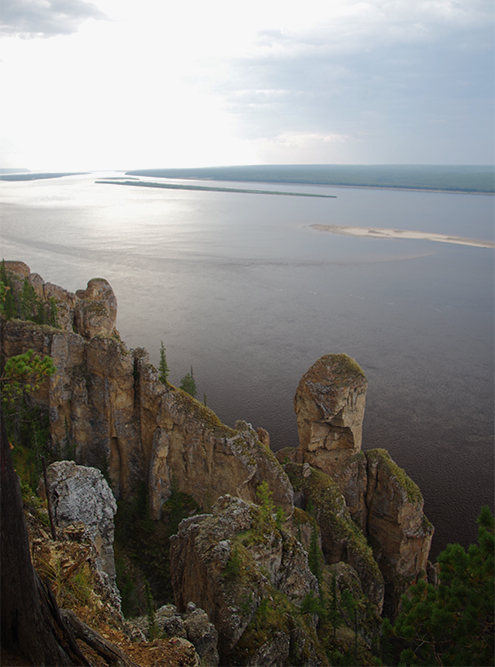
[46, 460, 117, 583]
[184, 607, 219, 666]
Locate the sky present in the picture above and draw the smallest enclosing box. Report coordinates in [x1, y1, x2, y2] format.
[0, 0, 493, 171]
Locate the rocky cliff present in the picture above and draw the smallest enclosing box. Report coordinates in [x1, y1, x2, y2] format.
[279, 353, 434, 616]
[0, 261, 293, 521]
[1, 261, 435, 664]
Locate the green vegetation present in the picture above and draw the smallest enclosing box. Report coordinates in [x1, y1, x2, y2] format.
[144, 579, 159, 640]
[388, 507, 494, 666]
[1, 349, 56, 406]
[126, 164, 495, 194]
[114, 479, 199, 616]
[158, 341, 170, 383]
[231, 588, 325, 666]
[179, 366, 197, 397]
[366, 449, 423, 504]
[1, 349, 57, 490]
[252, 480, 285, 537]
[323, 353, 366, 381]
[1, 260, 58, 326]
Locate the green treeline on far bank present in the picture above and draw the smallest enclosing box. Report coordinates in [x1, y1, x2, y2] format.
[126, 164, 495, 194]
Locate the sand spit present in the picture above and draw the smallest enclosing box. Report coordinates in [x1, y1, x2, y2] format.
[310, 224, 495, 249]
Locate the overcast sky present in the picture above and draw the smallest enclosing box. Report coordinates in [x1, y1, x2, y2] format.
[0, 0, 493, 171]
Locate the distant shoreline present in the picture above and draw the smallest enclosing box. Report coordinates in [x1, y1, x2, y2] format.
[310, 224, 495, 249]
[128, 175, 493, 196]
[127, 165, 495, 195]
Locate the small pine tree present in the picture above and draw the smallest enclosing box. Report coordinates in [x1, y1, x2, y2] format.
[144, 580, 159, 640]
[180, 366, 197, 397]
[158, 341, 170, 384]
[308, 524, 322, 582]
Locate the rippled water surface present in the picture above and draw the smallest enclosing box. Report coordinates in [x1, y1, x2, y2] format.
[1, 173, 493, 559]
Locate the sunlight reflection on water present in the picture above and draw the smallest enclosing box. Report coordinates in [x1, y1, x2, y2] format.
[1, 174, 493, 559]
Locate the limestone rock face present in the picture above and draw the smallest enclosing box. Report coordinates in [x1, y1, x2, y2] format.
[42, 281, 78, 332]
[365, 449, 434, 614]
[74, 278, 118, 339]
[46, 461, 117, 581]
[170, 495, 320, 664]
[291, 354, 434, 617]
[135, 353, 293, 520]
[294, 354, 368, 470]
[1, 266, 292, 519]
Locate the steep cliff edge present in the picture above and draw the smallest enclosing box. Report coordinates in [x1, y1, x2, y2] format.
[0, 261, 293, 520]
[1, 262, 435, 663]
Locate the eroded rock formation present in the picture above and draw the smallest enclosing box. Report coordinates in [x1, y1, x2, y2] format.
[1, 262, 293, 522]
[2, 262, 434, 648]
[294, 353, 367, 464]
[282, 353, 434, 615]
[170, 495, 324, 666]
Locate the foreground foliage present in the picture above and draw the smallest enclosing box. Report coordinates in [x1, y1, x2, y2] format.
[390, 507, 494, 666]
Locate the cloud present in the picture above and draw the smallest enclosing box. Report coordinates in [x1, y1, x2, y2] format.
[214, 0, 494, 162]
[272, 132, 352, 147]
[0, 0, 108, 38]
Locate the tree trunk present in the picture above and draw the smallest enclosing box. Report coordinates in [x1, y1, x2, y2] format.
[0, 406, 86, 665]
[62, 609, 141, 667]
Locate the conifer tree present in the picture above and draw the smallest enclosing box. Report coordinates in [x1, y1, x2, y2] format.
[158, 341, 170, 384]
[392, 506, 494, 666]
[180, 366, 197, 397]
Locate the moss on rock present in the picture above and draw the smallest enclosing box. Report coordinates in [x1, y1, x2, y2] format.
[366, 448, 423, 504]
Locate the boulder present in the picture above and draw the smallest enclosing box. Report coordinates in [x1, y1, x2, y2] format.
[45, 460, 117, 584]
[183, 603, 219, 666]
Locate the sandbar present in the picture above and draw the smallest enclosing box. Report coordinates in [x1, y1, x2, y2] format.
[310, 224, 495, 249]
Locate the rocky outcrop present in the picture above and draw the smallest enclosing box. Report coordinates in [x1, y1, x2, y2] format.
[284, 462, 384, 612]
[132, 602, 219, 666]
[365, 449, 434, 614]
[170, 495, 324, 665]
[44, 461, 119, 600]
[287, 354, 434, 616]
[135, 346, 293, 518]
[74, 278, 118, 339]
[1, 263, 293, 521]
[2, 262, 435, 644]
[2, 260, 116, 337]
[294, 354, 367, 465]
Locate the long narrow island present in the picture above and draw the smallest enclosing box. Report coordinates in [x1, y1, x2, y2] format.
[95, 177, 337, 198]
[310, 223, 495, 248]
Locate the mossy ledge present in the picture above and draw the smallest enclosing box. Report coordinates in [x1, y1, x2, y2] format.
[366, 448, 423, 504]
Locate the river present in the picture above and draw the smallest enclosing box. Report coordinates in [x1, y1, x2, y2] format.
[1, 172, 493, 559]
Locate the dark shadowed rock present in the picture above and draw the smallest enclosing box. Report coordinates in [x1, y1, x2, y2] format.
[170, 495, 322, 665]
